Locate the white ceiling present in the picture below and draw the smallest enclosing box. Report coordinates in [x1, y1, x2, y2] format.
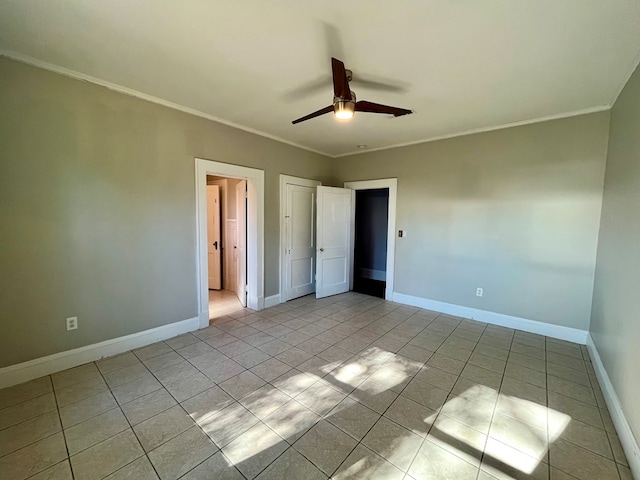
[1, 0, 640, 157]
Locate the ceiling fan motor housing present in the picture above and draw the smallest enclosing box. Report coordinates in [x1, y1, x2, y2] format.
[334, 91, 356, 119]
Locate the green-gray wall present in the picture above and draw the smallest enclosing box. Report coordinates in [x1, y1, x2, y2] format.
[334, 112, 610, 330]
[0, 57, 332, 367]
[590, 63, 640, 446]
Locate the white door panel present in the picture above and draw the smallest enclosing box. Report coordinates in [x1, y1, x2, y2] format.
[316, 186, 352, 298]
[286, 184, 316, 300]
[207, 185, 221, 290]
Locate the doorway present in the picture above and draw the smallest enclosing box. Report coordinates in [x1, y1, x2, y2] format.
[195, 158, 264, 329]
[206, 175, 246, 319]
[353, 188, 389, 298]
[345, 178, 397, 301]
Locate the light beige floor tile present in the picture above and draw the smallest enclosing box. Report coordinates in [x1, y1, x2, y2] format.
[110, 374, 162, 405]
[547, 362, 591, 387]
[133, 342, 173, 361]
[401, 378, 449, 411]
[461, 364, 503, 390]
[96, 353, 140, 375]
[495, 393, 549, 431]
[250, 358, 291, 382]
[325, 397, 380, 440]
[333, 443, 405, 480]
[293, 420, 357, 476]
[414, 365, 458, 391]
[440, 395, 495, 434]
[0, 410, 61, 457]
[200, 358, 246, 384]
[263, 399, 321, 443]
[133, 405, 194, 452]
[121, 388, 176, 425]
[181, 386, 234, 422]
[52, 364, 101, 390]
[198, 402, 260, 447]
[219, 370, 266, 401]
[59, 390, 117, 428]
[70, 429, 144, 480]
[143, 352, 184, 373]
[164, 371, 214, 402]
[103, 363, 150, 388]
[0, 392, 57, 430]
[426, 353, 466, 375]
[556, 417, 613, 459]
[430, 415, 487, 466]
[165, 333, 200, 350]
[239, 385, 291, 420]
[361, 416, 422, 471]
[501, 376, 547, 405]
[482, 437, 547, 480]
[607, 430, 628, 466]
[255, 447, 326, 480]
[295, 381, 346, 416]
[29, 460, 73, 480]
[549, 439, 618, 480]
[0, 377, 52, 410]
[547, 376, 595, 406]
[383, 396, 437, 438]
[148, 426, 217, 480]
[153, 361, 199, 386]
[508, 353, 546, 373]
[180, 451, 244, 479]
[468, 352, 507, 374]
[65, 407, 129, 454]
[489, 412, 548, 461]
[233, 348, 272, 368]
[547, 391, 603, 430]
[222, 422, 288, 479]
[504, 362, 547, 388]
[450, 377, 499, 409]
[104, 456, 158, 479]
[0, 433, 67, 480]
[54, 376, 110, 407]
[409, 439, 479, 480]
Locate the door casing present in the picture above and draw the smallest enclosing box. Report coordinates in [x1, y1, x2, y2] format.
[344, 178, 397, 301]
[195, 158, 264, 328]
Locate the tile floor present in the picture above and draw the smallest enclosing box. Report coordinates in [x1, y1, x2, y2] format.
[0, 293, 633, 480]
[209, 289, 243, 320]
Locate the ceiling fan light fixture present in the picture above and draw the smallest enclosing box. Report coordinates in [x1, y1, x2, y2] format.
[333, 94, 356, 120]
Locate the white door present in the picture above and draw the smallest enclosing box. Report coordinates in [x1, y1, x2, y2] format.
[316, 186, 352, 298]
[207, 185, 222, 290]
[285, 184, 316, 300]
[236, 180, 247, 307]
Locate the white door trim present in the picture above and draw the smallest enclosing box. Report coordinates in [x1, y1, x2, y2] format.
[279, 175, 321, 304]
[344, 178, 397, 301]
[195, 159, 264, 328]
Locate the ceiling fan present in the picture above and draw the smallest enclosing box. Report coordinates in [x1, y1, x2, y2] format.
[292, 57, 413, 124]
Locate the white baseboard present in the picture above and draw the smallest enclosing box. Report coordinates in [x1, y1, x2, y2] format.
[587, 334, 640, 478]
[391, 292, 588, 344]
[0, 316, 199, 389]
[264, 294, 281, 309]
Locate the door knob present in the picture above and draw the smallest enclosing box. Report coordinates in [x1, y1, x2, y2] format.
[213, 241, 218, 250]
[319, 248, 324, 252]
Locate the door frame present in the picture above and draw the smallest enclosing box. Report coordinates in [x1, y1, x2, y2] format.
[195, 158, 264, 328]
[344, 178, 397, 301]
[279, 175, 321, 304]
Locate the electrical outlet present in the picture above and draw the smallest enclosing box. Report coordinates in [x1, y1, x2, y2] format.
[476, 288, 483, 297]
[66, 317, 78, 331]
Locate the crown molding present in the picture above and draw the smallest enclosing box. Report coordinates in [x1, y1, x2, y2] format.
[333, 105, 611, 158]
[2, 51, 613, 160]
[0, 50, 332, 158]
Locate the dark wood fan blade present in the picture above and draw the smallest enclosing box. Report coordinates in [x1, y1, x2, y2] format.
[331, 57, 352, 101]
[292, 105, 334, 124]
[355, 101, 412, 117]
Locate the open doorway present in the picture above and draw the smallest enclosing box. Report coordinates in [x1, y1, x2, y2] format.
[206, 175, 247, 320]
[195, 158, 264, 329]
[353, 188, 389, 298]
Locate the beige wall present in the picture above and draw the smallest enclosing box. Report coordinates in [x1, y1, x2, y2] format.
[334, 112, 610, 330]
[590, 63, 640, 443]
[0, 58, 332, 366]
